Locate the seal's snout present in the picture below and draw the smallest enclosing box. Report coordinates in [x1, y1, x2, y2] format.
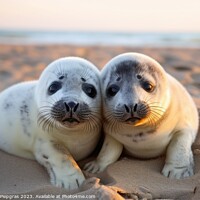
[51, 98, 92, 128]
[62, 101, 80, 125]
[50, 99, 81, 127]
[116, 101, 150, 125]
[123, 103, 141, 124]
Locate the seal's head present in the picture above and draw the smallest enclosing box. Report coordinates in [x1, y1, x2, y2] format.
[101, 53, 171, 129]
[36, 57, 101, 132]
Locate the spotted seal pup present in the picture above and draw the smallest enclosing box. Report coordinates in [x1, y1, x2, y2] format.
[0, 57, 102, 189]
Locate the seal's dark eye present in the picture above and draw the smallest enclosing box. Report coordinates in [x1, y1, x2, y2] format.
[48, 81, 62, 95]
[106, 84, 120, 97]
[82, 83, 97, 98]
[142, 81, 154, 93]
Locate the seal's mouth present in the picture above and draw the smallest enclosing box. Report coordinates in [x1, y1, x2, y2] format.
[62, 117, 80, 126]
[125, 117, 141, 124]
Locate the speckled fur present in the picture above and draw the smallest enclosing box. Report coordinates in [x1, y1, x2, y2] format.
[0, 57, 102, 189]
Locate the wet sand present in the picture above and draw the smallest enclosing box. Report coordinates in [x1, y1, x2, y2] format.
[0, 44, 200, 199]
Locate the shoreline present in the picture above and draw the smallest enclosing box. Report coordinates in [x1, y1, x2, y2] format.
[0, 30, 200, 48]
[1, 43, 200, 49]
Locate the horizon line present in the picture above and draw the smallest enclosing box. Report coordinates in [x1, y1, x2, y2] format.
[0, 28, 200, 34]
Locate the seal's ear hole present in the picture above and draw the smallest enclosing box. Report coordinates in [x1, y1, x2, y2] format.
[82, 83, 97, 98]
[116, 77, 121, 81]
[81, 77, 86, 82]
[48, 81, 62, 95]
[136, 74, 142, 80]
[59, 75, 64, 80]
[106, 84, 120, 97]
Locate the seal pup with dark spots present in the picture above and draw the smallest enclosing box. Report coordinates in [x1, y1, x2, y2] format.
[84, 53, 199, 179]
[0, 57, 102, 189]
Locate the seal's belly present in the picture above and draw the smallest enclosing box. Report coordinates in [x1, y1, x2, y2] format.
[115, 131, 172, 158]
[124, 143, 167, 158]
[63, 132, 100, 161]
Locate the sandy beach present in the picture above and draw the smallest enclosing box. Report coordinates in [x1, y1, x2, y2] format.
[0, 44, 200, 200]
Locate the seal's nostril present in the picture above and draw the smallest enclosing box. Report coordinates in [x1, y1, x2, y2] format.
[73, 103, 79, 112]
[124, 104, 130, 113]
[134, 104, 138, 112]
[64, 102, 70, 112]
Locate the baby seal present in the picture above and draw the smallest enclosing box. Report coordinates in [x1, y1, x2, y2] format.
[84, 52, 199, 179]
[0, 57, 102, 189]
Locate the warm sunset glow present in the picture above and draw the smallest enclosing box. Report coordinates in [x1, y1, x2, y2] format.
[0, 0, 200, 32]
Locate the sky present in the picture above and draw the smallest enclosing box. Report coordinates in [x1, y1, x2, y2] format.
[0, 0, 200, 32]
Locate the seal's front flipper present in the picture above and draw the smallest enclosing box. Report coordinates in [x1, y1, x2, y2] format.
[34, 138, 85, 189]
[162, 130, 195, 179]
[84, 134, 123, 173]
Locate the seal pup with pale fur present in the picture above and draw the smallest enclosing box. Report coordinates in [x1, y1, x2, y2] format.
[84, 52, 199, 179]
[0, 57, 102, 189]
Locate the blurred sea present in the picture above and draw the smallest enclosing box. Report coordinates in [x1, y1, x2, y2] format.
[0, 30, 200, 48]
